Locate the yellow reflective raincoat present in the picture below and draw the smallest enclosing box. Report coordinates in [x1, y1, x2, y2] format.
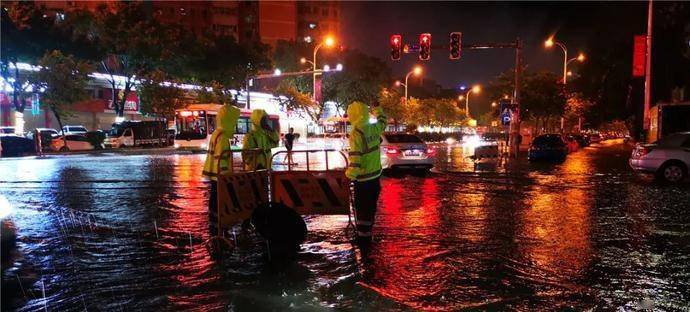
[346, 102, 387, 181]
[202, 105, 240, 180]
[242, 109, 279, 170]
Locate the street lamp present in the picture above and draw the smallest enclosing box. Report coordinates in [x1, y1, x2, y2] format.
[403, 65, 423, 103]
[544, 36, 585, 84]
[464, 85, 481, 118]
[273, 68, 282, 76]
[312, 35, 336, 101]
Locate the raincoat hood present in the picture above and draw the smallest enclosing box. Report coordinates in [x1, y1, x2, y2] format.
[216, 105, 240, 137]
[347, 102, 369, 128]
[250, 109, 268, 131]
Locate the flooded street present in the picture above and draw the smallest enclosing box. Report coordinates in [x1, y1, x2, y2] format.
[2, 140, 690, 311]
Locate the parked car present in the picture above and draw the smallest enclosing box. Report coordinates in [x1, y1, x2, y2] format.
[571, 134, 590, 147]
[0, 127, 16, 135]
[629, 132, 690, 183]
[61, 125, 88, 135]
[380, 132, 435, 171]
[0, 136, 35, 157]
[563, 134, 580, 153]
[26, 128, 60, 152]
[528, 134, 568, 162]
[51, 135, 95, 152]
[589, 133, 602, 143]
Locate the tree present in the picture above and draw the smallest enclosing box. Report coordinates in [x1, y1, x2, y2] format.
[138, 70, 186, 121]
[379, 88, 405, 128]
[487, 69, 566, 134]
[30, 51, 92, 148]
[321, 49, 391, 111]
[274, 80, 319, 122]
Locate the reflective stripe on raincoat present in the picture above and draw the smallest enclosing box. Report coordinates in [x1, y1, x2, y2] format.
[202, 105, 240, 180]
[346, 102, 387, 181]
[242, 109, 279, 170]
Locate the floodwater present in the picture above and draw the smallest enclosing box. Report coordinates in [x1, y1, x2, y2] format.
[1, 140, 689, 311]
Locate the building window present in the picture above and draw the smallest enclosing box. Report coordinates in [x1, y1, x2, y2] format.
[308, 23, 317, 29]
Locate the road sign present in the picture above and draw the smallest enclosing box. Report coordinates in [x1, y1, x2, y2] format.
[633, 35, 646, 77]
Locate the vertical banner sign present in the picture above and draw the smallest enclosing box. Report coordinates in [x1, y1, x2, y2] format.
[31, 94, 40, 115]
[314, 76, 323, 104]
[632, 35, 646, 77]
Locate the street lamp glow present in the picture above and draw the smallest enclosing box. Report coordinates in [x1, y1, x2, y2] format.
[323, 64, 330, 72]
[395, 80, 402, 87]
[567, 71, 573, 77]
[577, 53, 586, 62]
[273, 69, 282, 76]
[300, 57, 307, 64]
[413, 66, 422, 76]
[335, 63, 343, 71]
[324, 36, 335, 47]
[491, 101, 497, 107]
[471, 85, 481, 94]
[458, 95, 465, 101]
[544, 37, 554, 48]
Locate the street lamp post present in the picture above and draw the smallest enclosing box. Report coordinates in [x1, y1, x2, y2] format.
[459, 85, 481, 119]
[312, 36, 335, 102]
[545, 37, 586, 131]
[545, 37, 585, 84]
[403, 66, 423, 103]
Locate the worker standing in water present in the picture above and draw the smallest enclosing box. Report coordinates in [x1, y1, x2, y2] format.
[202, 104, 240, 236]
[242, 109, 279, 170]
[345, 101, 387, 246]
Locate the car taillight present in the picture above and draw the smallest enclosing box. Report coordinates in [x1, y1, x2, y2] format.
[636, 146, 653, 158]
[385, 146, 400, 154]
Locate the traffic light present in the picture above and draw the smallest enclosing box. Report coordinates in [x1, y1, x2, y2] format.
[419, 33, 431, 61]
[390, 34, 402, 61]
[449, 32, 461, 60]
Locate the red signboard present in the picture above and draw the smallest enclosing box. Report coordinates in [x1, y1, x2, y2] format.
[107, 91, 139, 112]
[632, 35, 647, 77]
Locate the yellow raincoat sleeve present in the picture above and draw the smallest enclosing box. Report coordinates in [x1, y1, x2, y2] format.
[346, 131, 363, 180]
[371, 106, 388, 135]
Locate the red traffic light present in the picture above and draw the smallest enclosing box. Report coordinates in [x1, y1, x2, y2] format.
[390, 34, 402, 61]
[419, 33, 431, 61]
[449, 32, 461, 60]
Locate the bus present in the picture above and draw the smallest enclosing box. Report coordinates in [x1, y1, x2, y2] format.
[174, 104, 280, 150]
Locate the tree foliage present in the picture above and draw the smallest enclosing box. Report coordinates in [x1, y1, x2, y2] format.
[274, 80, 319, 122]
[137, 70, 186, 121]
[322, 50, 391, 110]
[30, 51, 93, 137]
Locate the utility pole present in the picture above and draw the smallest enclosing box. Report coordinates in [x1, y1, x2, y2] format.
[643, 0, 653, 135]
[510, 38, 522, 158]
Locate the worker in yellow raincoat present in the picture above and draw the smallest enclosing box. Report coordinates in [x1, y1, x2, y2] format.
[202, 104, 240, 235]
[345, 101, 387, 246]
[242, 109, 279, 170]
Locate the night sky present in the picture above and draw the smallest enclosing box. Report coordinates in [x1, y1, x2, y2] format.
[341, 1, 647, 91]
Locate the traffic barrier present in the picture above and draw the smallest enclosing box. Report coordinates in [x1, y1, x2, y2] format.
[471, 144, 500, 161]
[271, 171, 350, 215]
[270, 150, 351, 215]
[217, 170, 269, 226]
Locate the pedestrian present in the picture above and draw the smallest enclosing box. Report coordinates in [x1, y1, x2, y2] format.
[34, 129, 43, 156]
[242, 109, 279, 171]
[282, 127, 298, 166]
[345, 101, 387, 246]
[202, 104, 240, 236]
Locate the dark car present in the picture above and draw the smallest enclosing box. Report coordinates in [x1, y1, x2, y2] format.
[0, 136, 36, 157]
[571, 134, 590, 147]
[528, 134, 568, 162]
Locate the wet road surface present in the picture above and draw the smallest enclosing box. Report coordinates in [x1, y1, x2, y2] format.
[1, 140, 689, 311]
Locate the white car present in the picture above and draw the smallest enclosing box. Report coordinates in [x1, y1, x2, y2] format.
[51, 135, 95, 152]
[380, 133, 435, 171]
[629, 132, 690, 183]
[62, 125, 88, 135]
